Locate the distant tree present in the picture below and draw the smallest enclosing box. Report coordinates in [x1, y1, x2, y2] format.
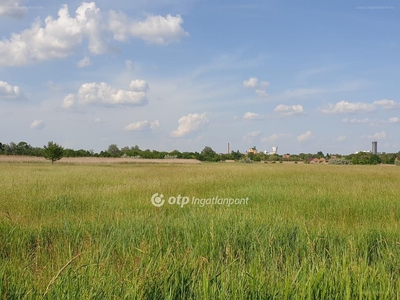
[16, 141, 32, 155]
[0, 142, 4, 153]
[43, 141, 64, 164]
[107, 144, 120, 157]
[231, 150, 243, 160]
[8, 142, 17, 155]
[351, 152, 381, 165]
[169, 150, 182, 158]
[247, 152, 255, 161]
[201, 146, 217, 161]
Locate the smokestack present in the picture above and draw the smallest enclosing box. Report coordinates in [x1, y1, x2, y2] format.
[227, 143, 230, 154]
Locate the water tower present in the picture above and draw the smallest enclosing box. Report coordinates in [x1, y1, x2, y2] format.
[272, 146, 278, 154]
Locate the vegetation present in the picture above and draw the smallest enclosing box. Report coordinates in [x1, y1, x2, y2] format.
[1, 163, 400, 298]
[328, 158, 352, 165]
[1, 140, 400, 165]
[43, 141, 64, 164]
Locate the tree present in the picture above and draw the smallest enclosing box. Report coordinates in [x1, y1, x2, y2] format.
[107, 144, 120, 157]
[43, 141, 64, 164]
[201, 146, 217, 161]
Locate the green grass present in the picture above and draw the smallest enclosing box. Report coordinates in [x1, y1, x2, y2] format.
[1, 162, 400, 299]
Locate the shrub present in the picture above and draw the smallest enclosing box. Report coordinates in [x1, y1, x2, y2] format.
[238, 157, 253, 163]
[329, 158, 352, 165]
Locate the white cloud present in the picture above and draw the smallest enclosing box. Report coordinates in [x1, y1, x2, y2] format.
[170, 113, 209, 138]
[243, 77, 258, 88]
[94, 118, 103, 123]
[77, 56, 92, 68]
[62, 80, 149, 108]
[367, 131, 386, 140]
[261, 133, 291, 143]
[373, 99, 400, 110]
[297, 130, 314, 142]
[0, 2, 107, 66]
[0, 81, 23, 99]
[0, 3, 189, 66]
[243, 77, 269, 96]
[129, 79, 149, 91]
[274, 104, 304, 116]
[388, 117, 399, 124]
[243, 112, 263, 120]
[124, 120, 159, 131]
[30, 119, 45, 130]
[337, 136, 346, 142]
[62, 94, 76, 109]
[108, 11, 189, 44]
[0, 0, 27, 18]
[320, 100, 376, 114]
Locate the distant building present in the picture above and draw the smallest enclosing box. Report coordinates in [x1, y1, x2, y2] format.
[372, 141, 377, 155]
[248, 146, 258, 154]
[264, 146, 278, 155]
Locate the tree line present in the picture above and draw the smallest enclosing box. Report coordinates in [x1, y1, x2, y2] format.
[0, 141, 399, 164]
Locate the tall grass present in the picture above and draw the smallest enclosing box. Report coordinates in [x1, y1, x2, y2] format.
[1, 163, 400, 298]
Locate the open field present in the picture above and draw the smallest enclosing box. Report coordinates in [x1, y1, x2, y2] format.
[1, 162, 400, 298]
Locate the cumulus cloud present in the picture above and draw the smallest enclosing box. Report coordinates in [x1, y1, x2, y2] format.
[261, 133, 291, 143]
[297, 130, 314, 142]
[0, 0, 27, 18]
[62, 80, 149, 108]
[0, 81, 23, 99]
[77, 56, 92, 68]
[243, 112, 263, 120]
[388, 117, 399, 124]
[243, 77, 269, 97]
[30, 119, 45, 130]
[320, 100, 376, 114]
[367, 131, 386, 140]
[243, 77, 258, 88]
[129, 79, 149, 91]
[274, 104, 304, 116]
[170, 113, 209, 138]
[0, 2, 107, 66]
[0, 2, 189, 66]
[337, 136, 346, 142]
[373, 99, 400, 110]
[108, 11, 189, 44]
[124, 120, 159, 131]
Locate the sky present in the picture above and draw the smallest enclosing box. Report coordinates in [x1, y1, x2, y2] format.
[0, 0, 399, 154]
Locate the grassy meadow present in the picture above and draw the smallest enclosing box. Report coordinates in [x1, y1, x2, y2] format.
[1, 161, 400, 299]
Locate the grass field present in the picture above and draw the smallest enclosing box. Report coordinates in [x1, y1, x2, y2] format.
[1, 161, 400, 299]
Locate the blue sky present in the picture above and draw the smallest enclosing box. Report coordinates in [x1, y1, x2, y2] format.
[0, 0, 399, 154]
